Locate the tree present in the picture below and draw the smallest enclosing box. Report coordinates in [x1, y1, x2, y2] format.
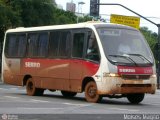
[9, 0, 57, 27]
[78, 15, 93, 23]
[140, 27, 158, 53]
[0, 2, 21, 52]
[55, 8, 77, 24]
[140, 27, 158, 62]
[0, 0, 57, 56]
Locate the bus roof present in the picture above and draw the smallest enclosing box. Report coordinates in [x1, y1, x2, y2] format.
[6, 21, 137, 33]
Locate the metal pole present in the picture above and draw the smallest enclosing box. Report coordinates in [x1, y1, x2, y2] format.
[77, 2, 85, 23]
[77, 3, 79, 23]
[157, 24, 160, 88]
[96, 3, 157, 26]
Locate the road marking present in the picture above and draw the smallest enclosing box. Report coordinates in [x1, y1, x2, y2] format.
[0, 87, 25, 93]
[63, 102, 91, 106]
[1, 97, 51, 104]
[30, 99, 50, 103]
[4, 96, 19, 99]
[147, 103, 160, 106]
[10, 88, 18, 90]
[17, 107, 63, 110]
[0, 88, 8, 90]
[109, 107, 139, 112]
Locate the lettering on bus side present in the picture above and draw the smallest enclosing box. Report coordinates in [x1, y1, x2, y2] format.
[25, 62, 40, 68]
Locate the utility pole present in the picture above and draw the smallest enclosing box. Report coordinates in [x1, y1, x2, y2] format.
[157, 24, 160, 88]
[77, 1, 85, 23]
[96, 3, 160, 88]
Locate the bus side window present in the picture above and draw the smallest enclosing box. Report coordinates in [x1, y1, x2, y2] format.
[27, 33, 38, 57]
[17, 34, 27, 57]
[5, 34, 17, 57]
[49, 31, 60, 57]
[38, 32, 48, 57]
[72, 33, 85, 58]
[86, 32, 100, 62]
[59, 31, 71, 57]
[5, 34, 27, 58]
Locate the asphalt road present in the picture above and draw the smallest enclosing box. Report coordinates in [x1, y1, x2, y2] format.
[0, 83, 160, 120]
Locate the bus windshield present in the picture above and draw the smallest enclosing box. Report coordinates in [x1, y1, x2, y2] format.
[97, 27, 154, 66]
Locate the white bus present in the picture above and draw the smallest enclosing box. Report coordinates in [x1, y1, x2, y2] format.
[2, 22, 157, 104]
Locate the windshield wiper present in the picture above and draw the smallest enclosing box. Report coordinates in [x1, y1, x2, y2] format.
[108, 54, 137, 66]
[128, 54, 152, 65]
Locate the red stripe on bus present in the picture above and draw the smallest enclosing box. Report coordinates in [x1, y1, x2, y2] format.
[117, 65, 153, 75]
[21, 59, 100, 78]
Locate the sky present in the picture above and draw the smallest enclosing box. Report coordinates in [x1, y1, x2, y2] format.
[55, 0, 160, 33]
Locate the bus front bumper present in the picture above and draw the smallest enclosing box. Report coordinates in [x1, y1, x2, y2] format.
[96, 76, 157, 95]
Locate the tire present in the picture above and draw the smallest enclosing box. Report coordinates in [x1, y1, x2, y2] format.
[127, 93, 145, 104]
[26, 78, 44, 96]
[85, 81, 102, 103]
[61, 91, 77, 98]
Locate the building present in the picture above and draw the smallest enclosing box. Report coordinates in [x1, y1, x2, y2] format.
[66, 2, 76, 13]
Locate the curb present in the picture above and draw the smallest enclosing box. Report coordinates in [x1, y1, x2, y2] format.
[156, 89, 160, 93]
[0, 82, 3, 85]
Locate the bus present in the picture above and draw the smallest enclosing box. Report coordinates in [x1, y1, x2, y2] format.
[1, 22, 157, 104]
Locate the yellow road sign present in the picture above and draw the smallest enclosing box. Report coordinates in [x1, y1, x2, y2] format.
[110, 14, 140, 29]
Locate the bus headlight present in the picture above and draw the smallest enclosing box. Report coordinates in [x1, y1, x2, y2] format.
[150, 74, 157, 78]
[103, 73, 120, 77]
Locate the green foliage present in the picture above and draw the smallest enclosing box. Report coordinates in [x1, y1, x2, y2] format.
[0, 0, 56, 43]
[9, 0, 56, 27]
[0, 2, 21, 46]
[140, 27, 158, 56]
[55, 8, 77, 24]
[78, 15, 93, 23]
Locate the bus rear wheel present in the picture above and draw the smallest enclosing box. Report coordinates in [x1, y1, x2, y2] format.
[26, 78, 44, 96]
[61, 91, 77, 98]
[85, 81, 102, 103]
[127, 93, 145, 104]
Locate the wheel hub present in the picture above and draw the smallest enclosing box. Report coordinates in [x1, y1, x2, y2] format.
[88, 87, 96, 97]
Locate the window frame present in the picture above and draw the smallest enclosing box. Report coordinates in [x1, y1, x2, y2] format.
[84, 29, 101, 63]
[26, 31, 49, 58]
[4, 28, 101, 63]
[5, 32, 27, 58]
[48, 30, 71, 59]
[71, 29, 87, 59]
[37, 32, 49, 58]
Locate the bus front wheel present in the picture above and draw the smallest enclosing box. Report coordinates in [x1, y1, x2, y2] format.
[26, 78, 44, 96]
[127, 93, 145, 104]
[85, 81, 102, 103]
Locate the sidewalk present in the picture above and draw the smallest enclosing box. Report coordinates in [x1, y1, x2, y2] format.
[156, 89, 160, 93]
[0, 81, 3, 85]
